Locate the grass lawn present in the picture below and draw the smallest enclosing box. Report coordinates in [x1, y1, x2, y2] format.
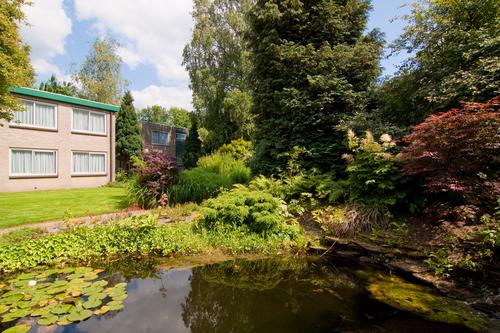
[0, 187, 128, 229]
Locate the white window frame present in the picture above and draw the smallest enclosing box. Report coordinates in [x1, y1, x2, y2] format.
[151, 130, 169, 145]
[9, 148, 58, 177]
[176, 133, 187, 141]
[10, 99, 58, 130]
[71, 151, 107, 176]
[71, 108, 107, 135]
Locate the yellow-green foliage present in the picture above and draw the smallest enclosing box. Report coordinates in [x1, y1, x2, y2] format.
[169, 153, 251, 203]
[216, 139, 253, 162]
[368, 274, 490, 332]
[198, 188, 299, 237]
[0, 214, 301, 274]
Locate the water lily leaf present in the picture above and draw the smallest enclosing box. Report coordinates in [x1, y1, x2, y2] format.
[16, 272, 37, 280]
[67, 309, 93, 322]
[38, 315, 58, 325]
[74, 267, 93, 274]
[114, 283, 127, 288]
[1, 294, 23, 304]
[93, 269, 105, 274]
[81, 272, 99, 280]
[2, 324, 31, 333]
[0, 304, 10, 314]
[89, 292, 107, 300]
[93, 280, 108, 288]
[112, 294, 127, 301]
[106, 301, 124, 311]
[50, 303, 74, 315]
[52, 280, 68, 287]
[57, 315, 72, 326]
[46, 286, 67, 295]
[83, 298, 102, 309]
[2, 309, 30, 322]
[93, 306, 110, 315]
[107, 287, 126, 297]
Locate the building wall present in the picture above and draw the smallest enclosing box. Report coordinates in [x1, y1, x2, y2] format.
[0, 94, 115, 192]
[141, 122, 177, 159]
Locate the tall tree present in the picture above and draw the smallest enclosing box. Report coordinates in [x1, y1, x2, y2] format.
[183, 0, 254, 151]
[73, 37, 126, 104]
[379, 0, 500, 127]
[0, 0, 34, 121]
[139, 105, 192, 128]
[39, 74, 77, 97]
[248, 0, 383, 174]
[116, 91, 143, 170]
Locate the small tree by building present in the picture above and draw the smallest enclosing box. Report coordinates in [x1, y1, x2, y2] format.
[182, 116, 202, 168]
[116, 91, 143, 171]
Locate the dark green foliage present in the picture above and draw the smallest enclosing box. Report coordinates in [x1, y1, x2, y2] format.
[248, 0, 383, 174]
[38, 74, 77, 97]
[380, 0, 500, 127]
[182, 116, 203, 168]
[198, 188, 297, 237]
[115, 91, 143, 170]
[170, 153, 252, 204]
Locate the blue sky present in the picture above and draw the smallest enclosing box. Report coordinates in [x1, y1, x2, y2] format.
[20, 0, 412, 110]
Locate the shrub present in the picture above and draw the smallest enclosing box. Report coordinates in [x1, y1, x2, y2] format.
[343, 130, 411, 211]
[168, 168, 231, 204]
[216, 138, 253, 162]
[197, 188, 297, 237]
[127, 150, 178, 208]
[197, 153, 251, 184]
[400, 97, 500, 204]
[169, 153, 252, 203]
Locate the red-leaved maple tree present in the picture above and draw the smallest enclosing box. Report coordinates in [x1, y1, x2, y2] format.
[399, 97, 499, 202]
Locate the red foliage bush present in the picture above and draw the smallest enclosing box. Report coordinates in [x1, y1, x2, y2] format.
[399, 97, 499, 202]
[135, 150, 178, 205]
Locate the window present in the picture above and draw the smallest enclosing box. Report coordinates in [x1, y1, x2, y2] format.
[72, 109, 106, 134]
[11, 100, 56, 129]
[72, 152, 106, 175]
[10, 149, 57, 177]
[152, 131, 168, 145]
[176, 133, 187, 141]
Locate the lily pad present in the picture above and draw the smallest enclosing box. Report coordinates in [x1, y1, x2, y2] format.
[114, 283, 127, 288]
[106, 300, 124, 311]
[50, 303, 74, 315]
[112, 294, 127, 301]
[38, 315, 58, 326]
[94, 305, 110, 315]
[2, 324, 31, 333]
[57, 315, 72, 326]
[0, 304, 9, 314]
[67, 309, 93, 322]
[83, 298, 102, 309]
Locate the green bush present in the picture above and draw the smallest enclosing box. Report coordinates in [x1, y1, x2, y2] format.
[169, 153, 252, 203]
[169, 168, 231, 204]
[343, 130, 410, 210]
[197, 153, 251, 184]
[216, 138, 253, 162]
[197, 188, 298, 237]
[0, 214, 303, 274]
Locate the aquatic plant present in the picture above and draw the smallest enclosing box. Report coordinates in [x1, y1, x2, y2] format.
[0, 267, 127, 332]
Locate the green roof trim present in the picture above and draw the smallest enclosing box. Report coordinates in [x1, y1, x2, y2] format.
[9, 87, 120, 112]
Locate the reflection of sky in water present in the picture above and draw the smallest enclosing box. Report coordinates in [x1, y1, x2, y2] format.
[60, 269, 193, 333]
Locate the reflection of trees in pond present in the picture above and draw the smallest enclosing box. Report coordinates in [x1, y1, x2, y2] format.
[181, 258, 363, 333]
[198, 258, 310, 291]
[100, 257, 159, 280]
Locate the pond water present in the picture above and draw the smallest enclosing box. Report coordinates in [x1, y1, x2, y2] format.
[0, 256, 493, 333]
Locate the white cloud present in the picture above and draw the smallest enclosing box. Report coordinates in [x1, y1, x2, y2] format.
[21, 0, 72, 77]
[73, 0, 194, 86]
[132, 85, 192, 111]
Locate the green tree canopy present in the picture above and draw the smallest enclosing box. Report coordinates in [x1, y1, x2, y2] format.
[248, 0, 383, 174]
[39, 74, 77, 97]
[0, 0, 34, 120]
[183, 0, 254, 151]
[378, 0, 500, 127]
[182, 115, 203, 168]
[73, 37, 127, 104]
[139, 105, 192, 128]
[116, 91, 143, 170]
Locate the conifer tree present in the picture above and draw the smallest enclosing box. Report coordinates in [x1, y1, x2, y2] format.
[116, 91, 143, 170]
[248, 0, 383, 174]
[182, 116, 203, 168]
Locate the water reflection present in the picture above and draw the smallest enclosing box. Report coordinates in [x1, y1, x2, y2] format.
[1, 257, 479, 333]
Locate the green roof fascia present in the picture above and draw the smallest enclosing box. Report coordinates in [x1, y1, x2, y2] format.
[9, 87, 120, 112]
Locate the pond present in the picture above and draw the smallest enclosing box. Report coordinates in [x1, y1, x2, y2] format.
[0, 256, 496, 333]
